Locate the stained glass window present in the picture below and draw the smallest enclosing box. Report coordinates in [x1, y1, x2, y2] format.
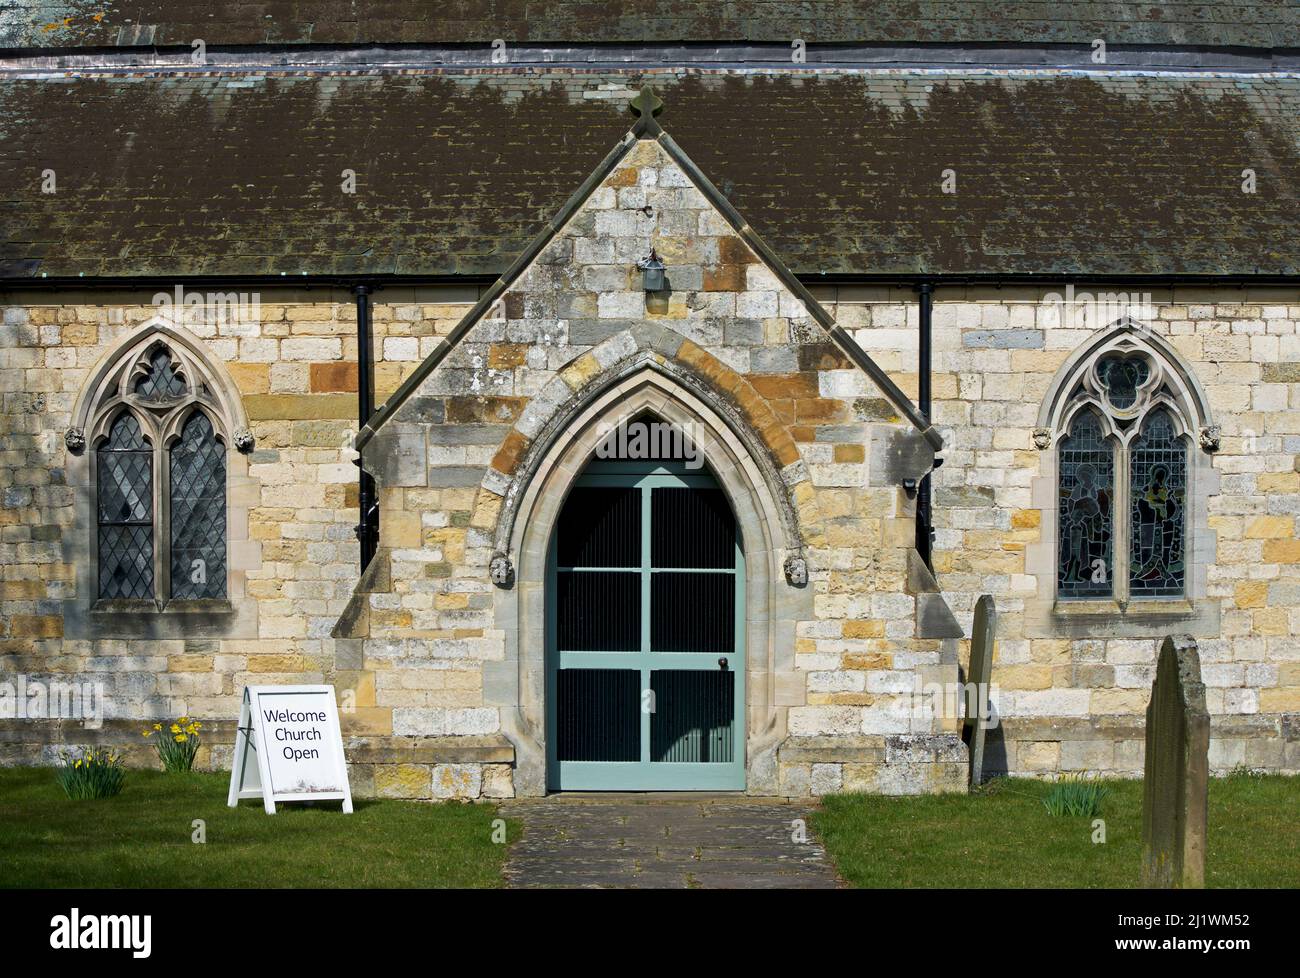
[97, 413, 154, 599]
[1057, 410, 1114, 598]
[1129, 410, 1186, 597]
[169, 412, 227, 599]
[1098, 355, 1150, 410]
[135, 348, 187, 401]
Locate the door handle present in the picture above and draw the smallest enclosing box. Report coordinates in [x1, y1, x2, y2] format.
[718, 657, 728, 670]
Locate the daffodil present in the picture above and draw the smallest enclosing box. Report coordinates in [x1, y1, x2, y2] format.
[174, 734, 187, 742]
[170, 723, 181, 734]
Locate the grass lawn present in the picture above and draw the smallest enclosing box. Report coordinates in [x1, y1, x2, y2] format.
[0, 768, 517, 888]
[813, 773, 1300, 888]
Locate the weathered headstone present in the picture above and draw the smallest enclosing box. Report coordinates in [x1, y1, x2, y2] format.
[962, 594, 996, 788]
[1141, 635, 1209, 888]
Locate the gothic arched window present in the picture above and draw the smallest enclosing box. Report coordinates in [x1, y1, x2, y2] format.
[1057, 409, 1114, 598]
[1042, 333, 1203, 604]
[1128, 409, 1186, 598]
[169, 412, 228, 600]
[86, 340, 230, 603]
[97, 412, 155, 599]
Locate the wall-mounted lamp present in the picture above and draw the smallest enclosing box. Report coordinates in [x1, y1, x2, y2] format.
[638, 249, 666, 292]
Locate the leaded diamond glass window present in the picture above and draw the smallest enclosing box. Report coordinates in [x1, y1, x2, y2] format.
[89, 338, 235, 604]
[135, 348, 187, 401]
[1129, 410, 1186, 598]
[1057, 410, 1113, 598]
[170, 412, 227, 599]
[97, 413, 154, 599]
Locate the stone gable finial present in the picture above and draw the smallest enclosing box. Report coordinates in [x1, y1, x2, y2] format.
[629, 85, 664, 121]
[629, 85, 664, 137]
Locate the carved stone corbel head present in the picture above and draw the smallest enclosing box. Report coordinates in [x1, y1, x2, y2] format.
[1032, 427, 1053, 451]
[784, 555, 808, 588]
[489, 552, 514, 588]
[64, 427, 85, 454]
[1199, 425, 1221, 453]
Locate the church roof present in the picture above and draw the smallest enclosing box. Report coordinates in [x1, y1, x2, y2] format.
[2, 69, 1298, 281]
[4, 1, 1296, 49]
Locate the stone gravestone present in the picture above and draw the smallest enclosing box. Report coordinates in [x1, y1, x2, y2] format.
[962, 594, 996, 788]
[1141, 635, 1210, 888]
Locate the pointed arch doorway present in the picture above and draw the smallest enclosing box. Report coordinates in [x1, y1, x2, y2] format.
[545, 418, 746, 791]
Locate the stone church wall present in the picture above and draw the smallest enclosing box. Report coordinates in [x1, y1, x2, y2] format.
[817, 285, 1300, 779]
[2, 241, 1297, 797]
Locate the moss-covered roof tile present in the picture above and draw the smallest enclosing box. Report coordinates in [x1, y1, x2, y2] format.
[1, 69, 1297, 279]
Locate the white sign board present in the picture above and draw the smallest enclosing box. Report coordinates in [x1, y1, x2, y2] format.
[227, 685, 353, 814]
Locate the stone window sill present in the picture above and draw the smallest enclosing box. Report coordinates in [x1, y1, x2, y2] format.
[87, 598, 238, 639]
[1052, 598, 1196, 618]
[92, 599, 233, 615]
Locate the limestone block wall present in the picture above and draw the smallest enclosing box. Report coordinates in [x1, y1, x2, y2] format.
[359, 137, 964, 797]
[817, 285, 1300, 778]
[5, 247, 1295, 796]
[0, 289, 532, 798]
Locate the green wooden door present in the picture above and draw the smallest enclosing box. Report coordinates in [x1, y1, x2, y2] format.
[546, 459, 745, 790]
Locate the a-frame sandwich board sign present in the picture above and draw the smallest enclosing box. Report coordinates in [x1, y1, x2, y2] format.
[227, 685, 353, 814]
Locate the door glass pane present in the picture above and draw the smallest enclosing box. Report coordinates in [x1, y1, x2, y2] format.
[652, 487, 734, 568]
[170, 412, 227, 599]
[1129, 409, 1186, 598]
[97, 413, 154, 599]
[556, 571, 640, 651]
[556, 669, 640, 761]
[651, 572, 733, 653]
[557, 486, 639, 567]
[651, 670, 735, 763]
[1057, 410, 1114, 598]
